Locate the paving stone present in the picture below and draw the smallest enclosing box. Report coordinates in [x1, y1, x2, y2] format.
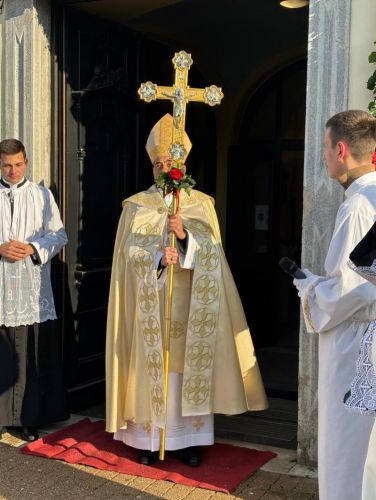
[259, 492, 287, 499]
[184, 488, 216, 500]
[270, 475, 300, 491]
[211, 491, 237, 499]
[293, 478, 319, 493]
[93, 469, 119, 480]
[108, 472, 135, 485]
[286, 493, 318, 500]
[164, 483, 207, 499]
[245, 471, 280, 490]
[144, 479, 175, 496]
[242, 489, 269, 499]
[125, 475, 156, 490]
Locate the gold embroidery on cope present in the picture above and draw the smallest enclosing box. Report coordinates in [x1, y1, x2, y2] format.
[193, 417, 204, 431]
[151, 385, 164, 416]
[147, 350, 163, 381]
[134, 223, 161, 247]
[139, 284, 157, 313]
[133, 250, 154, 278]
[184, 375, 210, 405]
[186, 341, 213, 371]
[189, 308, 216, 338]
[170, 320, 185, 339]
[194, 275, 219, 305]
[143, 316, 160, 347]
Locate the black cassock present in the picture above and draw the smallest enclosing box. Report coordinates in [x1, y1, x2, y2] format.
[0, 320, 68, 426]
[350, 220, 376, 267]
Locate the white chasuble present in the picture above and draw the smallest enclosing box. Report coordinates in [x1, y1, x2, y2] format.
[0, 179, 67, 327]
[294, 172, 376, 500]
[105, 185, 268, 448]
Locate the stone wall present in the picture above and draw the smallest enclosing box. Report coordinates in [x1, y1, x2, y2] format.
[297, 0, 351, 465]
[1, 0, 51, 184]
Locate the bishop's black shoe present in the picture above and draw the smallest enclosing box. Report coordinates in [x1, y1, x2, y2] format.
[7, 426, 39, 442]
[138, 450, 158, 465]
[181, 446, 202, 467]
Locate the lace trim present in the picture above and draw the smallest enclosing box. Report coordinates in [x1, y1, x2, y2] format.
[344, 321, 376, 415]
[347, 259, 376, 285]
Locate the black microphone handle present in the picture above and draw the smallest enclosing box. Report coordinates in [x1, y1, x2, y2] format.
[293, 268, 306, 279]
[278, 257, 306, 279]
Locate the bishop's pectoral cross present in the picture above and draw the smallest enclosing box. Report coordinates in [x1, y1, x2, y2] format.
[138, 50, 224, 161]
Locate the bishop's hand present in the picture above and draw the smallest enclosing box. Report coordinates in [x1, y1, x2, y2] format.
[168, 214, 186, 240]
[161, 247, 178, 267]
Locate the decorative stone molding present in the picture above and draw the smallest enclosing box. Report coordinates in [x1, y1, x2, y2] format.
[297, 0, 351, 466]
[1, 0, 51, 184]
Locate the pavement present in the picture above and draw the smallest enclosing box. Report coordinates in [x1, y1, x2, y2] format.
[0, 415, 318, 500]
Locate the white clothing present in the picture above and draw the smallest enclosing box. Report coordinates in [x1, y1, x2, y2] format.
[114, 190, 214, 451]
[295, 172, 376, 500]
[362, 333, 376, 499]
[0, 179, 67, 326]
[114, 373, 214, 451]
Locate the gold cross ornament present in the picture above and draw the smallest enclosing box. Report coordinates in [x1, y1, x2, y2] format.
[138, 50, 224, 161]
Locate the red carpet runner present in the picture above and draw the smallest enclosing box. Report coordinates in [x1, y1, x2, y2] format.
[21, 418, 276, 493]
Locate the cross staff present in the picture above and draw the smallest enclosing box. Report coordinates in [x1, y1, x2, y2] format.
[138, 50, 223, 461]
[138, 50, 223, 161]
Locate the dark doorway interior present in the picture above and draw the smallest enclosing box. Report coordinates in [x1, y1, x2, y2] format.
[216, 60, 306, 448]
[227, 60, 306, 400]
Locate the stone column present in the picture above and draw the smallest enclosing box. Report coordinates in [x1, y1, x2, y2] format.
[1, 0, 52, 184]
[297, 0, 351, 466]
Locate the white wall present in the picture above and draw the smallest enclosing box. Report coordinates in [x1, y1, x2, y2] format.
[348, 0, 376, 110]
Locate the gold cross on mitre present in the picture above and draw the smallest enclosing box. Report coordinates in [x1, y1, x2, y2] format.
[138, 50, 224, 161]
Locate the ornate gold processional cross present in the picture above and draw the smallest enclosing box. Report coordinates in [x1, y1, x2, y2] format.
[138, 51, 224, 461]
[138, 50, 224, 161]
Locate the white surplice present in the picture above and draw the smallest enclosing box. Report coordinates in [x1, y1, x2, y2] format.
[294, 172, 376, 500]
[0, 179, 67, 327]
[362, 320, 376, 500]
[114, 191, 214, 451]
[343, 253, 376, 499]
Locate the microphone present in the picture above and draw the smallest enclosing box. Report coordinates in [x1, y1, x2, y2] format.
[279, 257, 306, 279]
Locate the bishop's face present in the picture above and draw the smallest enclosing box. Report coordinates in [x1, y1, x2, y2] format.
[0, 152, 28, 184]
[153, 155, 172, 180]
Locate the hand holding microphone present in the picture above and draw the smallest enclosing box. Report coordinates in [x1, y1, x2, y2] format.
[279, 257, 306, 279]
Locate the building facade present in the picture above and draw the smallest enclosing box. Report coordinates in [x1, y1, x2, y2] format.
[0, 0, 375, 465]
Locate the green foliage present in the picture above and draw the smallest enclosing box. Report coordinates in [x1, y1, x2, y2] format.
[369, 43, 376, 117]
[155, 162, 196, 198]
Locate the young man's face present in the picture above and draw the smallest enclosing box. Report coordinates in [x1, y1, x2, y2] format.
[153, 155, 172, 180]
[323, 127, 346, 179]
[0, 152, 28, 184]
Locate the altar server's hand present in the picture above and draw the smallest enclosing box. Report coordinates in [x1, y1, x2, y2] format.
[168, 214, 187, 240]
[293, 269, 315, 296]
[0, 240, 34, 262]
[161, 247, 178, 266]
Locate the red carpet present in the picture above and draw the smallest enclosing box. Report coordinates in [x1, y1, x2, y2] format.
[21, 418, 276, 493]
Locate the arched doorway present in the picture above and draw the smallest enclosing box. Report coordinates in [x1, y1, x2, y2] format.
[227, 59, 306, 402]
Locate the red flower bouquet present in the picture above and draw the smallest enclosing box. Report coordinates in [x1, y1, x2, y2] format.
[155, 161, 196, 200]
